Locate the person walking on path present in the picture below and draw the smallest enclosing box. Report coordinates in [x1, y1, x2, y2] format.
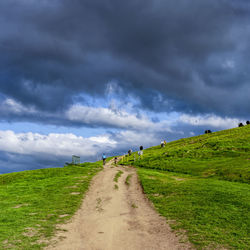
[102, 153, 106, 165]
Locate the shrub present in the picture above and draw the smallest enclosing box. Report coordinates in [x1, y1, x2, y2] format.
[205, 130, 212, 134]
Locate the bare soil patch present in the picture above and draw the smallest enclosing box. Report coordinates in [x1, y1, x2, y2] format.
[13, 203, 29, 209]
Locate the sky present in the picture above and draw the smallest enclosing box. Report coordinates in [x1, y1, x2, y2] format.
[0, 0, 250, 173]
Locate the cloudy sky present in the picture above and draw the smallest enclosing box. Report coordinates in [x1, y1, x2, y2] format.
[1, 0, 249, 173]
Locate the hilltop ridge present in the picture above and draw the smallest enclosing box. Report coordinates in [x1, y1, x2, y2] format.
[125, 125, 250, 183]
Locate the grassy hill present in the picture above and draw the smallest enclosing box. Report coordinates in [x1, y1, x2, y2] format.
[122, 125, 250, 249]
[0, 125, 249, 249]
[0, 162, 102, 249]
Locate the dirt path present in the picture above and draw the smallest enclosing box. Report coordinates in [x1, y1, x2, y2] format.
[46, 160, 192, 250]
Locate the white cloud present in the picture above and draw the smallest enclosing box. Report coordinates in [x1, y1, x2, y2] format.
[89, 135, 116, 144]
[112, 130, 160, 151]
[66, 104, 161, 130]
[0, 127, 167, 165]
[1, 98, 173, 132]
[0, 130, 117, 158]
[0, 98, 36, 114]
[180, 114, 240, 128]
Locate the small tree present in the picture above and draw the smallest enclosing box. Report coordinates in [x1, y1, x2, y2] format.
[246, 121, 250, 125]
[238, 123, 244, 127]
[205, 130, 212, 134]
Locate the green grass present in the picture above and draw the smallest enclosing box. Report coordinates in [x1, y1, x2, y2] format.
[125, 174, 132, 186]
[106, 156, 114, 163]
[113, 170, 123, 183]
[124, 126, 250, 184]
[123, 125, 250, 249]
[138, 168, 249, 249]
[0, 162, 102, 249]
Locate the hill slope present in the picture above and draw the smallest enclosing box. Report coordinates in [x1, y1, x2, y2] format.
[0, 162, 102, 249]
[123, 125, 250, 249]
[129, 125, 250, 183]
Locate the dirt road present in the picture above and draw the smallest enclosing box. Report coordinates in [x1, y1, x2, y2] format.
[47, 160, 191, 250]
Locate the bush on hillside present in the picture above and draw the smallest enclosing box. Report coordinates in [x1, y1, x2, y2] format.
[205, 130, 212, 134]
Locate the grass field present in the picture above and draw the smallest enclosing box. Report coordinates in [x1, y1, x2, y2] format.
[0, 162, 102, 249]
[122, 125, 250, 249]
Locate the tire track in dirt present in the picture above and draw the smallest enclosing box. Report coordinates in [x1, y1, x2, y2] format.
[46, 160, 192, 250]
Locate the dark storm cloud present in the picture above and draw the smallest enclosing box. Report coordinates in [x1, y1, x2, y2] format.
[0, 0, 250, 118]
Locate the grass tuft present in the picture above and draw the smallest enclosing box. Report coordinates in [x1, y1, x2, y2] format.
[125, 174, 132, 186]
[131, 203, 138, 208]
[113, 170, 123, 183]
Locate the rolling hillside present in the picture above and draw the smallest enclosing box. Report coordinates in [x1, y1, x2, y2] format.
[0, 162, 103, 249]
[0, 126, 249, 249]
[123, 125, 250, 249]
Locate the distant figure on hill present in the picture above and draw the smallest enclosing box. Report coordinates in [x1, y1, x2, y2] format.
[128, 149, 132, 156]
[246, 121, 250, 125]
[238, 123, 244, 127]
[102, 153, 106, 165]
[138, 150, 143, 158]
[161, 141, 165, 148]
[205, 130, 212, 134]
[138, 146, 143, 159]
[114, 157, 117, 164]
